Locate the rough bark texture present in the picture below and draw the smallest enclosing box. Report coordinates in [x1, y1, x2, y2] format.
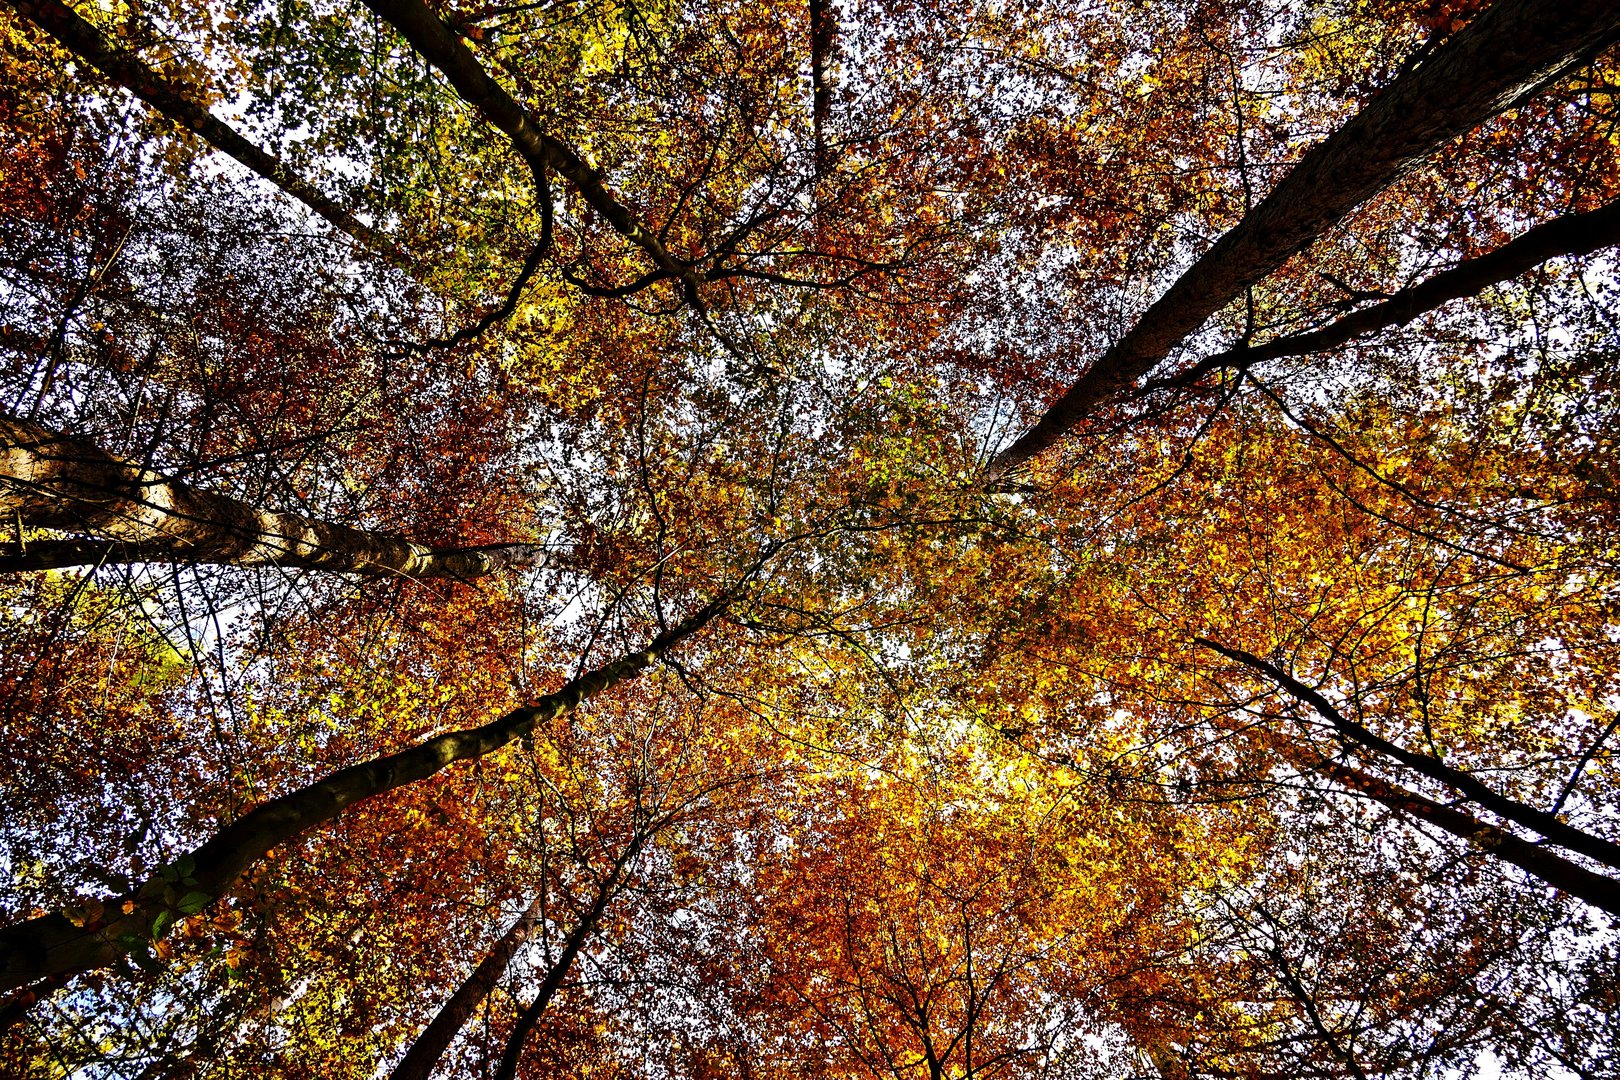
[0, 598, 726, 992]
[7, 0, 408, 265]
[0, 415, 537, 578]
[1157, 196, 1620, 388]
[1201, 639, 1620, 871]
[389, 896, 545, 1080]
[990, 0, 1620, 476]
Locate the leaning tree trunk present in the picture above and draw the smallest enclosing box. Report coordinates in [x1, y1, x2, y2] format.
[492, 838, 644, 1080]
[1313, 756, 1620, 917]
[6, 0, 408, 265]
[990, 0, 1620, 476]
[388, 896, 545, 1080]
[358, 0, 696, 290]
[1200, 639, 1620, 872]
[0, 596, 728, 992]
[1, 414, 538, 579]
[1153, 195, 1620, 390]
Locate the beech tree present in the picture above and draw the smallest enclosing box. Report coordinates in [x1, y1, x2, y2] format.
[4, 0, 1620, 1076]
[1, 414, 546, 577]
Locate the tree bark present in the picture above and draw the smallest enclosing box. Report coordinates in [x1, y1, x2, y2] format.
[1313, 756, 1620, 917]
[810, 0, 837, 179]
[0, 596, 727, 992]
[388, 896, 544, 1080]
[990, 0, 1620, 477]
[1, 414, 538, 579]
[1199, 639, 1620, 872]
[492, 841, 642, 1080]
[5, 0, 409, 267]
[1154, 196, 1620, 390]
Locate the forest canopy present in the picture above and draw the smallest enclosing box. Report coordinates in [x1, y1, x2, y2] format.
[3, 0, 1620, 1076]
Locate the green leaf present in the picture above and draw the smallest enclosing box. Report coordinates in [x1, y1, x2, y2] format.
[151, 909, 176, 940]
[176, 891, 211, 915]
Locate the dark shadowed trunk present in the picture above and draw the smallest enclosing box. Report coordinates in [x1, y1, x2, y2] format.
[1200, 639, 1620, 872]
[359, 0, 694, 289]
[1313, 755, 1620, 916]
[389, 896, 544, 1080]
[991, 0, 1620, 476]
[492, 839, 645, 1080]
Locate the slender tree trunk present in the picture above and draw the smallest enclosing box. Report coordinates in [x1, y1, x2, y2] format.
[1155, 196, 1620, 389]
[1312, 755, 1620, 916]
[1199, 639, 1620, 871]
[1, 415, 538, 579]
[493, 840, 644, 1080]
[990, 0, 1620, 476]
[358, 0, 696, 290]
[0, 597, 727, 992]
[809, 0, 837, 179]
[389, 896, 545, 1080]
[6, 0, 408, 266]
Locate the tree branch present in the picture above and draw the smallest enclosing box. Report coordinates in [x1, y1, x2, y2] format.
[1197, 638, 1620, 872]
[7, 0, 411, 267]
[1287, 742, 1620, 917]
[989, 0, 1620, 478]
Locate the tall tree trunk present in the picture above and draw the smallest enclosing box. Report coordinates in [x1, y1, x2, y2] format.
[1310, 755, 1620, 917]
[0, 596, 728, 992]
[1, 414, 538, 579]
[809, 0, 837, 179]
[6, 0, 408, 266]
[492, 839, 644, 1080]
[1153, 196, 1620, 390]
[359, 0, 696, 291]
[1200, 639, 1620, 871]
[990, 0, 1620, 477]
[389, 896, 544, 1080]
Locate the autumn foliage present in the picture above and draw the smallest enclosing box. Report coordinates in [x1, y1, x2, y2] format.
[2, 0, 1619, 1076]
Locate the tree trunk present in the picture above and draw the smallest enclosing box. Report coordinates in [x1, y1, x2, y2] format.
[1155, 196, 1620, 390]
[7, 0, 408, 266]
[810, 0, 837, 179]
[0, 596, 727, 992]
[358, 0, 697, 292]
[389, 896, 544, 1080]
[990, 0, 1620, 476]
[1314, 756, 1620, 917]
[1, 414, 538, 579]
[1200, 639, 1620, 872]
[492, 841, 643, 1080]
